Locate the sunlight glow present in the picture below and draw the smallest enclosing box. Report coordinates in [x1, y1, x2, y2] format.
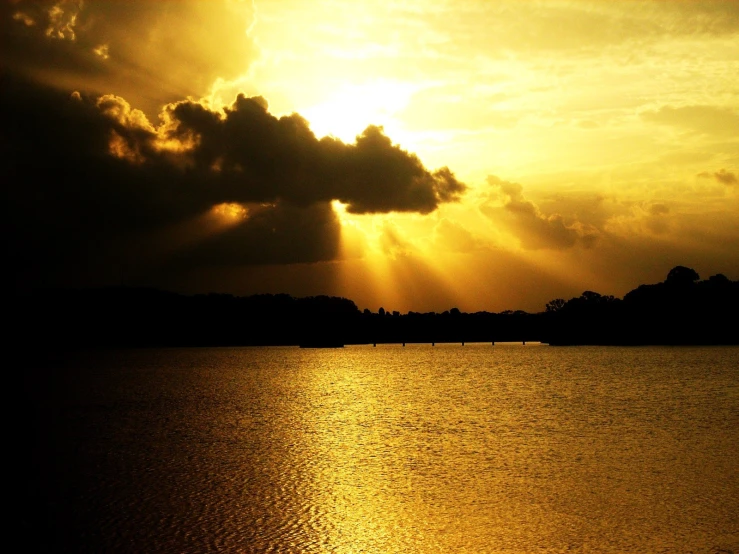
[331, 200, 353, 227]
[207, 0, 739, 311]
[211, 202, 248, 223]
[331, 201, 483, 312]
[301, 81, 417, 143]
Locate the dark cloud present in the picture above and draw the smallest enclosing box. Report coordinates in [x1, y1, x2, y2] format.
[697, 168, 738, 186]
[171, 202, 341, 268]
[481, 176, 599, 250]
[163, 96, 465, 213]
[3, 72, 464, 292]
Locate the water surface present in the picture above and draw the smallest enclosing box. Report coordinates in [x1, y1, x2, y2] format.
[23, 344, 739, 553]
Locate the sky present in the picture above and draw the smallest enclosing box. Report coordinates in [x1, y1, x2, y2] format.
[3, 0, 738, 313]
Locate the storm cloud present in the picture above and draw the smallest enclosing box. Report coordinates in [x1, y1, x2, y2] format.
[159, 94, 465, 213]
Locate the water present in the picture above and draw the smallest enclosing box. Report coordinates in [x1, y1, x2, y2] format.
[22, 344, 739, 553]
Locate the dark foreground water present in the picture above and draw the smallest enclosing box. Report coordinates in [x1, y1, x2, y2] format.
[21, 345, 739, 553]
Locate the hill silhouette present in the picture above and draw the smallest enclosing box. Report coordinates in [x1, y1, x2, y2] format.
[11, 266, 738, 349]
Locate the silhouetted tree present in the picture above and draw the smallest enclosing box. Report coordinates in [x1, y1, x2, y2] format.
[546, 298, 566, 312]
[666, 265, 700, 285]
[708, 273, 730, 284]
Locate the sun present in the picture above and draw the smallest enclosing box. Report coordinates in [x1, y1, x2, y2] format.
[300, 80, 417, 143]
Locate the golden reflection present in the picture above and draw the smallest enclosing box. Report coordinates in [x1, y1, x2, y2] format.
[293, 351, 427, 551]
[287, 345, 599, 551]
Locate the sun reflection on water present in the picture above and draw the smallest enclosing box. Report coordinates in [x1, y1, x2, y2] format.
[41, 345, 739, 553]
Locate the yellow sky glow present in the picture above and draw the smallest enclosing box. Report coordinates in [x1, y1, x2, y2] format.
[6, 0, 737, 312]
[238, 0, 738, 311]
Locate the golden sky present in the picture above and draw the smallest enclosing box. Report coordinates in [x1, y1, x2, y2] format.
[4, 0, 738, 312]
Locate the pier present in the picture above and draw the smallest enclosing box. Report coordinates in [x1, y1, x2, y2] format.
[369, 340, 544, 347]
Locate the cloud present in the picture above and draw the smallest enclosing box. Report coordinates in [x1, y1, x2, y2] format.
[170, 202, 341, 268]
[147, 93, 465, 213]
[395, 0, 739, 63]
[648, 203, 670, 216]
[641, 105, 739, 136]
[480, 176, 599, 250]
[3, 72, 464, 291]
[697, 169, 738, 186]
[1, 0, 258, 115]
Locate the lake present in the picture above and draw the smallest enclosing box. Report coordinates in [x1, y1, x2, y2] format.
[22, 344, 739, 553]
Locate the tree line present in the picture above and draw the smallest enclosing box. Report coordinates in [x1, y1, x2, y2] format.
[11, 266, 738, 348]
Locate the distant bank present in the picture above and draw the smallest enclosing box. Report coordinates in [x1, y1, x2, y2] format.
[11, 266, 738, 349]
